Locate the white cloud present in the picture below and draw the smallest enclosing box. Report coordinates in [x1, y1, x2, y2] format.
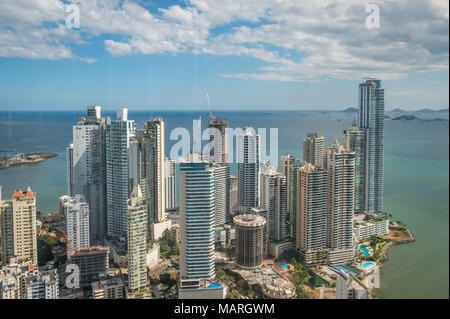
[0, 0, 448, 80]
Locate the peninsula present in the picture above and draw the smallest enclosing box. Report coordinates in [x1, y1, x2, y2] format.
[0, 152, 57, 170]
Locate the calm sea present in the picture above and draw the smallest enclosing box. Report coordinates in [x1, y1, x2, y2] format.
[0, 110, 448, 299]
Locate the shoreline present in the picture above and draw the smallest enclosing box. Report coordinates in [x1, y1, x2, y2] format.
[365, 227, 415, 298]
[0, 152, 57, 170]
[379, 227, 416, 265]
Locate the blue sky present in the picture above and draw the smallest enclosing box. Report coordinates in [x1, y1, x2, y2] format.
[0, 0, 448, 111]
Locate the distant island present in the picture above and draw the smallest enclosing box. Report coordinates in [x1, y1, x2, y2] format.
[392, 115, 448, 122]
[392, 115, 419, 121]
[341, 107, 358, 113]
[0, 152, 57, 170]
[388, 108, 449, 114]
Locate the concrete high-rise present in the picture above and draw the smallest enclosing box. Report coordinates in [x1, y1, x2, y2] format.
[326, 142, 356, 265]
[343, 125, 367, 213]
[64, 195, 90, 249]
[295, 164, 328, 265]
[0, 188, 38, 266]
[164, 158, 176, 210]
[303, 132, 325, 169]
[207, 113, 229, 164]
[358, 78, 384, 213]
[128, 129, 156, 240]
[234, 214, 266, 269]
[66, 106, 107, 244]
[260, 170, 287, 242]
[127, 185, 148, 291]
[106, 108, 136, 238]
[237, 129, 260, 211]
[179, 155, 215, 283]
[67, 246, 109, 286]
[250, 207, 269, 258]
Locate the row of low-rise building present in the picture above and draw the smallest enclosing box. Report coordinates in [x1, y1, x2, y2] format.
[0, 258, 59, 299]
[354, 218, 389, 240]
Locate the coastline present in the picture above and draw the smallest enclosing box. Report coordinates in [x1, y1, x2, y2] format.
[365, 226, 415, 298]
[0, 152, 57, 170]
[379, 227, 416, 265]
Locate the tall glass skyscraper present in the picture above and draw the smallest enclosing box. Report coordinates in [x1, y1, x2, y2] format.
[144, 117, 165, 224]
[358, 78, 384, 213]
[179, 155, 215, 283]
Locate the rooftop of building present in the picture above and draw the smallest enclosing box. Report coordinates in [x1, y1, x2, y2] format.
[91, 276, 124, 290]
[68, 246, 110, 258]
[12, 187, 35, 199]
[234, 214, 266, 227]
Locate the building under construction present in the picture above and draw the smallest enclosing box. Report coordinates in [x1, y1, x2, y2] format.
[234, 214, 266, 269]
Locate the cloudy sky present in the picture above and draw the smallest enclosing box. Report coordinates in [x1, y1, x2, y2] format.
[0, 0, 448, 111]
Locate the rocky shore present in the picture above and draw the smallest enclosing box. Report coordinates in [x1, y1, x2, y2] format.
[0, 152, 57, 170]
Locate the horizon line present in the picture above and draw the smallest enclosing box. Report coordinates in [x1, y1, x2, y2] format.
[0, 108, 448, 113]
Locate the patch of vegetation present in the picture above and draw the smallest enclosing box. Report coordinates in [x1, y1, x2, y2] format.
[37, 234, 57, 265]
[159, 230, 179, 258]
[36, 211, 45, 223]
[216, 268, 253, 298]
[276, 248, 301, 263]
[159, 273, 177, 287]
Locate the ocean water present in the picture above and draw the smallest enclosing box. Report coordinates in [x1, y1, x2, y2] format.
[0, 110, 448, 299]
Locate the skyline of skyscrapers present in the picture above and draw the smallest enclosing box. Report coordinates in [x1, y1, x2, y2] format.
[0, 78, 389, 299]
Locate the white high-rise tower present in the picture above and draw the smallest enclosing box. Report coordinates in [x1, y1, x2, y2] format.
[66, 106, 107, 244]
[106, 108, 135, 238]
[237, 129, 260, 212]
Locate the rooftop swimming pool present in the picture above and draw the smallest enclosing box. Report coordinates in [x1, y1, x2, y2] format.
[206, 283, 221, 289]
[360, 262, 374, 269]
[360, 245, 370, 257]
[279, 263, 289, 270]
